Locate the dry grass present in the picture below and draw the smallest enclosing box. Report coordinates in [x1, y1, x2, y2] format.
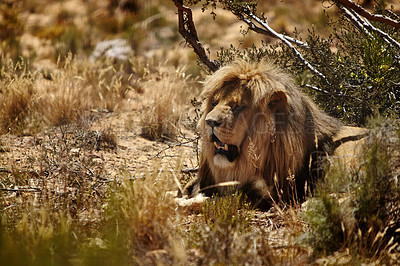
[104, 165, 187, 265]
[0, 123, 184, 265]
[0, 54, 137, 135]
[139, 65, 200, 141]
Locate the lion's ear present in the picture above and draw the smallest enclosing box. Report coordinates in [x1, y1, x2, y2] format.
[268, 91, 287, 113]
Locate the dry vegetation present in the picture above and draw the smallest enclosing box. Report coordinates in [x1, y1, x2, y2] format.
[0, 0, 399, 265]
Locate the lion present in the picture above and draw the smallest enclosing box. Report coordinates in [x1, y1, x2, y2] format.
[183, 59, 367, 210]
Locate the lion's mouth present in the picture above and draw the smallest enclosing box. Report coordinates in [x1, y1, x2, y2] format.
[211, 134, 239, 162]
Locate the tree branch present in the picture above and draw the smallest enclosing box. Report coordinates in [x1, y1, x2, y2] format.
[172, 0, 220, 72]
[243, 17, 309, 49]
[340, 5, 374, 39]
[335, 0, 400, 29]
[340, 6, 400, 50]
[246, 13, 330, 85]
[1, 187, 41, 193]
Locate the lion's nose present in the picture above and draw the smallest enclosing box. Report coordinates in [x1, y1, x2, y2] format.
[206, 119, 221, 128]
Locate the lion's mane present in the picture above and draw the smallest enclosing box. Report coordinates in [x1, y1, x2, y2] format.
[185, 60, 360, 209]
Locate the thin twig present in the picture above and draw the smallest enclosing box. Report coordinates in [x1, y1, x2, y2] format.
[0, 167, 11, 173]
[1, 187, 41, 193]
[346, 6, 400, 49]
[304, 84, 330, 95]
[340, 6, 374, 39]
[170, 169, 184, 196]
[152, 136, 200, 159]
[181, 167, 199, 173]
[340, 6, 400, 52]
[199, 181, 241, 193]
[304, 84, 362, 101]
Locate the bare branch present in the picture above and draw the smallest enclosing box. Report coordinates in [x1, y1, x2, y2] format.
[242, 18, 309, 48]
[340, 6, 400, 50]
[304, 84, 362, 101]
[304, 84, 330, 95]
[340, 6, 375, 38]
[1, 187, 41, 193]
[247, 13, 330, 85]
[172, 0, 220, 72]
[335, 0, 400, 28]
[152, 136, 199, 159]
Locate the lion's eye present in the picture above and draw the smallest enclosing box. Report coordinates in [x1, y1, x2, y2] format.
[211, 101, 218, 107]
[232, 105, 245, 113]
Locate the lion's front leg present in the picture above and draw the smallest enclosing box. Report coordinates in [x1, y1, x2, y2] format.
[182, 157, 218, 198]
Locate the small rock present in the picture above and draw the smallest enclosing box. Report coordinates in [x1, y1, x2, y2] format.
[90, 39, 132, 61]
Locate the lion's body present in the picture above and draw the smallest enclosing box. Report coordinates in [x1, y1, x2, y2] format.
[185, 60, 365, 209]
[330, 126, 368, 169]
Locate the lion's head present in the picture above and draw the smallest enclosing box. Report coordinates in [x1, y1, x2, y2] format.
[200, 61, 291, 173]
[186, 60, 345, 209]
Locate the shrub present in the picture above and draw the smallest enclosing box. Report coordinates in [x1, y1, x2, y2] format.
[302, 119, 400, 263]
[0, 123, 109, 265]
[180, 0, 400, 126]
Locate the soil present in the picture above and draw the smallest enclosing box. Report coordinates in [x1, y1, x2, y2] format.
[0, 96, 198, 183]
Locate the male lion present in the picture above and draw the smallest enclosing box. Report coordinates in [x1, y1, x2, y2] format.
[183, 60, 366, 210]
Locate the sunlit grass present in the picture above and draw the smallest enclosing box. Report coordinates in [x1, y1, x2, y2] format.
[0, 55, 135, 135]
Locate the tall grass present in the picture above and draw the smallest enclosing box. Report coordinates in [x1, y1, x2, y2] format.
[0, 55, 133, 135]
[139, 65, 200, 141]
[104, 167, 187, 265]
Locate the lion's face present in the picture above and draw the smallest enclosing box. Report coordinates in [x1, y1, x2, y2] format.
[201, 76, 288, 170]
[203, 82, 253, 168]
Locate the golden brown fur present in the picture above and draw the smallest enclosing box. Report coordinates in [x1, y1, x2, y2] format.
[184, 60, 365, 209]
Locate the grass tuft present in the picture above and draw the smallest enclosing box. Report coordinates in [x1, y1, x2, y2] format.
[139, 65, 200, 141]
[103, 164, 186, 265]
[0, 55, 132, 136]
[188, 191, 277, 265]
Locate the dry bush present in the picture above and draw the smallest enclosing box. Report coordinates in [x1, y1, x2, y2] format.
[0, 124, 110, 265]
[140, 65, 200, 141]
[0, 123, 190, 264]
